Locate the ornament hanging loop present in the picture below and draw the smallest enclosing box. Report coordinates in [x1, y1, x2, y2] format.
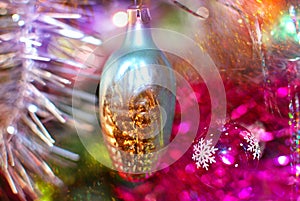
[128, 2, 151, 24]
[133, 0, 143, 6]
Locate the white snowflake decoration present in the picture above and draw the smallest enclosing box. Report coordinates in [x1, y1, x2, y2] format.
[244, 132, 261, 160]
[192, 138, 218, 170]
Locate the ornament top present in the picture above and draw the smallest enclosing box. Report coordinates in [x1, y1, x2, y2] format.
[127, 5, 151, 25]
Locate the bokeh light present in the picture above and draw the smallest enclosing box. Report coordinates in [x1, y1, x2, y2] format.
[277, 156, 289, 166]
[112, 11, 128, 28]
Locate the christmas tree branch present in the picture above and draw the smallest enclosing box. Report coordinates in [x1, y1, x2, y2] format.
[0, 0, 101, 200]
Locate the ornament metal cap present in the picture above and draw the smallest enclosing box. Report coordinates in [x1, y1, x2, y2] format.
[127, 5, 151, 24]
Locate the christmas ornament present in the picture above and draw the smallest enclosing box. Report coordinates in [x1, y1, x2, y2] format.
[216, 122, 261, 168]
[99, 2, 176, 180]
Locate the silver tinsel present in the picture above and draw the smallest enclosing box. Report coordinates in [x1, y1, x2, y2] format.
[0, 0, 102, 200]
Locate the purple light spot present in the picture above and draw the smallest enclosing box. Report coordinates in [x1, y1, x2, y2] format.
[239, 130, 249, 138]
[221, 154, 235, 165]
[179, 122, 190, 134]
[231, 104, 248, 119]
[277, 87, 288, 98]
[185, 163, 196, 174]
[238, 187, 252, 199]
[223, 195, 238, 201]
[179, 191, 191, 201]
[296, 165, 300, 174]
[277, 156, 289, 166]
[237, 104, 247, 115]
[260, 131, 273, 142]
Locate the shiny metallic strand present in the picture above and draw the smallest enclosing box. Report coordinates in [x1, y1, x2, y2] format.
[172, 0, 207, 19]
[215, 0, 283, 116]
[192, 0, 300, 197]
[0, 0, 101, 200]
[288, 66, 300, 196]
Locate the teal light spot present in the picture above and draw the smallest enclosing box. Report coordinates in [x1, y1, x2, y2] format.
[285, 20, 296, 34]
